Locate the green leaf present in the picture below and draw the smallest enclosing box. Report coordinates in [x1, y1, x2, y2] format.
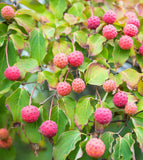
[51, 106, 68, 142]
[41, 24, 55, 40]
[75, 97, 93, 130]
[0, 146, 16, 160]
[84, 62, 109, 85]
[0, 23, 8, 36]
[64, 13, 78, 25]
[58, 97, 76, 129]
[87, 34, 106, 56]
[137, 78, 143, 96]
[78, 57, 91, 73]
[6, 88, 29, 122]
[53, 130, 81, 160]
[29, 28, 47, 65]
[134, 127, 143, 151]
[112, 40, 130, 69]
[136, 54, 143, 72]
[49, 0, 67, 19]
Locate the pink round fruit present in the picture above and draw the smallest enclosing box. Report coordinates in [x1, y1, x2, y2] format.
[125, 11, 137, 19]
[125, 102, 137, 115]
[1, 6, 15, 20]
[53, 53, 68, 68]
[103, 10, 116, 24]
[94, 108, 112, 124]
[119, 35, 133, 50]
[68, 51, 84, 67]
[87, 16, 100, 29]
[123, 24, 138, 37]
[57, 82, 71, 96]
[139, 45, 143, 56]
[40, 120, 58, 138]
[113, 92, 128, 108]
[0, 128, 9, 140]
[4, 66, 20, 81]
[128, 18, 140, 28]
[21, 105, 39, 123]
[0, 136, 12, 149]
[103, 80, 116, 92]
[72, 78, 85, 93]
[102, 24, 117, 40]
[86, 138, 105, 158]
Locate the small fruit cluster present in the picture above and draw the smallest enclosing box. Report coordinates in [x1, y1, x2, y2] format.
[1, 6, 15, 20]
[0, 128, 12, 149]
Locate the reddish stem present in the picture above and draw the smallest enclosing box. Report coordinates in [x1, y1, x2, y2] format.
[64, 67, 71, 82]
[49, 94, 56, 120]
[6, 36, 10, 67]
[70, 34, 75, 52]
[91, 7, 94, 17]
[96, 88, 103, 108]
[58, 41, 61, 54]
[29, 83, 38, 106]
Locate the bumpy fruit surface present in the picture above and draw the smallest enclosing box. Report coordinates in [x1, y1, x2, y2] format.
[53, 53, 68, 68]
[103, 80, 116, 92]
[94, 108, 112, 124]
[103, 10, 116, 24]
[4, 66, 20, 81]
[123, 24, 138, 37]
[113, 92, 128, 108]
[125, 11, 137, 19]
[72, 78, 85, 93]
[1, 6, 15, 20]
[119, 35, 133, 50]
[0, 128, 9, 140]
[102, 24, 117, 40]
[68, 51, 84, 67]
[21, 105, 39, 123]
[139, 45, 143, 56]
[128, 18, 140, 28]
[40, 120, 57, 138]
[57, 82, 71, 96]
[87, 16, 100, 29]
[86, 138, 105, 158]
[125, 102, 137, 115]
[0, 136, 12, 149]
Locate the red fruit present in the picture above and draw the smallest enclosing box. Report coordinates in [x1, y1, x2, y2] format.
[21, 105, 39, 123]
[123, 24, 138, 37]
[4, 66, 20, 81]
[113, 92, 128, 108]
[139, 45, 143, 56]
[86, 138, 105, 158]
[94, 108, 112, 124]
[68, 51, 84, 67]
[102, 24, 117, 40]
[125, 102, 137, 115]
[40, 120, 57, 138]
[87, 16, 100, 29]
[128, 18, 140, 28]
[57, 82, 71, 96]
[103, 80, 116, 92]
[53, 53, 68, 68]
[119, 35, 133, 50]
[103, 10, 116, 24]
[1, 6, 15, 20]
[0, 136, 12, 149]
[72, 78, 85, 93]
[125, 11, 137, 19]
[0, 129, 9, 140]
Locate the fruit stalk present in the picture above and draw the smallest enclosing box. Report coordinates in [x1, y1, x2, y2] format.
[64, 67, 71, 82]
[96, 87, 103, 108]
[49, 94, 56, 120]
[29, 83, 38, 106]
[70, 34, 75, 52]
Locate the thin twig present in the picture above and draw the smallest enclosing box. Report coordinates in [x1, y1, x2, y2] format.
[40, 94, 55, 105]
[115, 125, 125, 135]
[29, 83, 38, 106]
[64, 67, 71, 82]
[102, 92, 108, 102]
[49, 94, 56, 120]
[6, 36, 10, 67]
[96, 88, 103, 108]
[133, 110, 143, 117]
[70, 34, 75, 52]
[110, 119, 125, 124]
[22, 81, 37, 85]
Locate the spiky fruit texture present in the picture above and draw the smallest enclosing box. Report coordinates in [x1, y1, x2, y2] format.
[1, 6, 15, 20]
[102, 24, 117, 40]
[103, 10, 116, 24]
[21, 105, 39, 123]
[40, 120, 57, 138]
[125, 11, 137, 19]
[0, 136, 12, 149]
[68, 51, 84, 67]
[139, 45, 143, 56]
[86, 138, 105, 158]
[4, 66, 20, 81]
[57, 82, 71, 96]
[53, 53, 68, 68]
[94, 108, 112, 124]
[119, 35, 133, 50]
[128, 18, 140, 28]
[103, 80, 116, 92]
[113, 92, 128, 108]
[72, 78, 85, 93]
[123, 24, 138, 37]
[125, 102, 137, 115]
[87, 16, 100, 29]
[0, 129, 9, 140]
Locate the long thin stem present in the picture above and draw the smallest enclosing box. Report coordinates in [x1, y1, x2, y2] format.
[58, 41, 61, 54]
[91, 7, 94, 17]
[40, 94, 55, 105]
[133, 110, 143, 117]
[49, 94, 56, 120]
[64, 67, 71, 82]
[29, 83, 38, 106]
[6, 36, 10, 67]
[70, 34, 75, 52]
[110, 119, 125, 124]
[96, 88, 103, 108]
